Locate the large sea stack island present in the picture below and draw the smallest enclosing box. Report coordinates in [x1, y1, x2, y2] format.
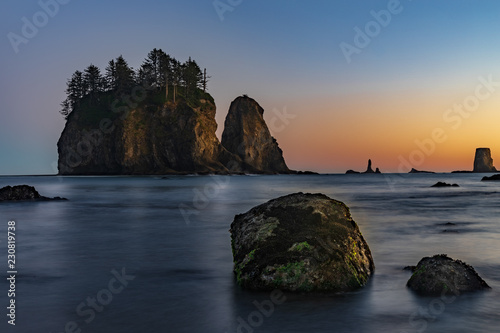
[57, 49, 292, 175]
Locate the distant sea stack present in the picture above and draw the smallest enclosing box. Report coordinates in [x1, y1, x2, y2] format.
[473, 148, 497, 173]
[221, 96, 290, 174]
[345, 159, 381, 174]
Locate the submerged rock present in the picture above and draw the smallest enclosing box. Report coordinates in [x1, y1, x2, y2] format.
[406, 254, 490, 296]
[230, 192, 374, 292]
[481, 174, 500, 181]
[431, 182, 459, 188]
[0, 185, 67, 202]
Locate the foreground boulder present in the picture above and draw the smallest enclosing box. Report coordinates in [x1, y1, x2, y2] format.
[406, 254, 490, 296]
[0, 185, 67, 202]
[230, 192, 374, 292]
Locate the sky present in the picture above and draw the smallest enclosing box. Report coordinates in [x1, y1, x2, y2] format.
[1, 0, 500, 175]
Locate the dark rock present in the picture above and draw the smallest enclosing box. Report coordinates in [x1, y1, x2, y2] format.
[481, 174, 500, 181]
[58, 93, 239, 175]
[364, 159, 375, 173]
[346, 159, 381, 174]
[406, 254, 490, 296]
[57, 92, 300, 175]
[230, 192, 374, 292]
[431, 182, 459, 188]
[221, 96, 291, 174]
[0, 185, 67, 202]
[403, 265, 416, 272]
[409, 168, 435, 174]
[473, 148, 497, 172]
[451, 170, 473, 173]
[294, 171, 319, 175]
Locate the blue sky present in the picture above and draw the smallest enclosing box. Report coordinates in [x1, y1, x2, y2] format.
[2, 0, 500, 174]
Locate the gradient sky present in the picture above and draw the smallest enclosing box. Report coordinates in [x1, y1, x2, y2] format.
[1, 0, 500, 175]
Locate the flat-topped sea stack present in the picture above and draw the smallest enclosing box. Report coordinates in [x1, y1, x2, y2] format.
[473, 148, 497, 173]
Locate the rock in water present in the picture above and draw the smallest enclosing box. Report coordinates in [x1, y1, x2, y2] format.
[431, 182, 459, 188]
[481, 174, 500, 181]
[57, 93, 239, 175]
[473, 148, 497, 172]
[221, 96, 290, 174]
[409, 168, 435, 174]
[0, 185, 67, 201]
[230, 192, 374, 292]
[407, 254, 490, 296]
[364, 159, 375, 173]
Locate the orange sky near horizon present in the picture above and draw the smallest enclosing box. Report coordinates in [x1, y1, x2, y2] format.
[260, 87, 500, 173]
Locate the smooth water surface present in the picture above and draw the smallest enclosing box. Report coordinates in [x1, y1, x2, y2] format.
[0, 173, 499, 332]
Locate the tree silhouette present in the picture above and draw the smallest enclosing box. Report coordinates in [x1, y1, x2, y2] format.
[60, 49, 209, 119]
[83, 64, 104, 103]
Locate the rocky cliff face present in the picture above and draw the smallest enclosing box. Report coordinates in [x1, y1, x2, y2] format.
[221, 96, 290, 174]
[58, 93, 291, 175]
[473, 148, 497, 172]
[58, 94, 241, 175]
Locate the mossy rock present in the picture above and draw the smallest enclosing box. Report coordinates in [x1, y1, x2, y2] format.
[406, 254, 490, 296]
[230, 192, 374, 292]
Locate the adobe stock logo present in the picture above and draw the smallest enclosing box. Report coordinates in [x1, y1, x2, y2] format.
[213, 0, 243, 22]
[7, 0, 71, 54]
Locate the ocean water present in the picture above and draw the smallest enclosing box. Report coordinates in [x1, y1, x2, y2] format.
[1, 173, 500, 333]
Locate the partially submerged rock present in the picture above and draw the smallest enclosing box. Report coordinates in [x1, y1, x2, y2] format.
[230, 192, 374, 292]
[406, 254, 490, 296]
[481, 174, 500, 181]
[431, 182, 459, 188]
[409, 168, 434, 174]
[0, 185, 67, 202]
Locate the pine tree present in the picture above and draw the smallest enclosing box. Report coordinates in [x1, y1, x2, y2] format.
[60, 70, 86, 118]
[202, 68, 210, 92]
[83, 64, 104, 102]
[182, 57, 203, 98]
[105, 60, 116, 91]
[114, 55, 135, 94]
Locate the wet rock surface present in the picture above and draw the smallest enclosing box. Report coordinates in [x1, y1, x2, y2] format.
[0, 185, 67, 202]
[230, 192, 374, 292]
[406, 254, 490, 296]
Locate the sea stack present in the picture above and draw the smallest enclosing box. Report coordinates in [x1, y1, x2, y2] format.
[221, 96, 290, 173]
[473, 148, 497, 172]
[365, 159, 375, 173]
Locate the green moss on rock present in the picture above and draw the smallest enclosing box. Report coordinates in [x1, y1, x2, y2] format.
[230, 192, 374, 292]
